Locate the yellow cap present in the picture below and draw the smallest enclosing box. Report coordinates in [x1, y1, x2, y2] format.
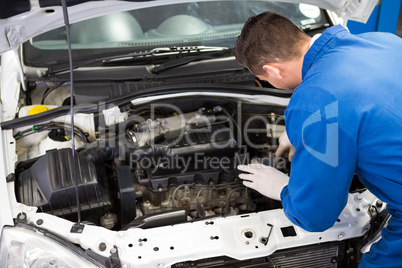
[28, 105, 50, 115]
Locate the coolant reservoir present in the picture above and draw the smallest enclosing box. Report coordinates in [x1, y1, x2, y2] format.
[18, 105, 58, 117]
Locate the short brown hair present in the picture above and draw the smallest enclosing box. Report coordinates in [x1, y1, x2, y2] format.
[234, 11, 310, 75]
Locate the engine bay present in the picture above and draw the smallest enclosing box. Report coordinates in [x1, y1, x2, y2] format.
[1, 81, 387, 268]
[11, 86, 289, 231]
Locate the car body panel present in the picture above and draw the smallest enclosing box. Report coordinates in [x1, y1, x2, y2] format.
[24, 190, 377, 267]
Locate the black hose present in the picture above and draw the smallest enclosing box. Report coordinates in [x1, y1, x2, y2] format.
[79, 138, 118, 165]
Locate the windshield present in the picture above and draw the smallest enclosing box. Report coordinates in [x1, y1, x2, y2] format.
[23, 1, 329, 67]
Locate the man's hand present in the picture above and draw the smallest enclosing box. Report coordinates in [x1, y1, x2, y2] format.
[275, 130, 296, 163]
[238, 163, 289, 201]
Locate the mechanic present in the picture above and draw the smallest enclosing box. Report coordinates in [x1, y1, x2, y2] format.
[234, 11, 402, 267]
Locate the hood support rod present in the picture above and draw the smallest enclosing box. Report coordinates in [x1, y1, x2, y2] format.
[61, 0, 82, 227]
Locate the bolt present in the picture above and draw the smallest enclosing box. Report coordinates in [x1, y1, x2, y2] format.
[376, 200, 383, 208]
[36, 219, 44, 225]
[354, 195, 362, 202]
[246, 241, 250, 245]
[19, 214, 25, 220]
[157, 263, 164, 268]
[118, 232, 124, 237]
[99, 242, 107, 252]
[110, 248, 117, 254]
[337, 232, 345, 240]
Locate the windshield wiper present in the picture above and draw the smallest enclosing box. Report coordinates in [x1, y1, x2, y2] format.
[151, 46, 233, 74]
[45, 46, 229, 76]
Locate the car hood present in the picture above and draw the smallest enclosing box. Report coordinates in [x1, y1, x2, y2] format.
[0, 0, 377, 54]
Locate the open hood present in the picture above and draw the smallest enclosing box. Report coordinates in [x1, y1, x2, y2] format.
[0, 0, 377, 54]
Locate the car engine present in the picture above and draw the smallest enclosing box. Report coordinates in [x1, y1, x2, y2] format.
[13, 92, 288, 231]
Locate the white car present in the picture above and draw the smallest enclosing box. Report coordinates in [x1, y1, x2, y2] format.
[0, 1, 386, 267]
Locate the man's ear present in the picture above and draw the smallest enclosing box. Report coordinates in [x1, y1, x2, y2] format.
[262, 64, 283, 79]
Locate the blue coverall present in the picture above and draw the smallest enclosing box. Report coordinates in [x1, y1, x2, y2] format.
[280, 25, 402, 267]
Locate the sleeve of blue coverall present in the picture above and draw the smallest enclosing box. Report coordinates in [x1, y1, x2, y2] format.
[280, 108, 357, 232]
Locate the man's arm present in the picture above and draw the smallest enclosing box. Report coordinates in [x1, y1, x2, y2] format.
[281, 108, 357, 232]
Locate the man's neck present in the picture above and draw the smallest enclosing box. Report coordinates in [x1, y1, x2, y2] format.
[301, 40, 311, 61]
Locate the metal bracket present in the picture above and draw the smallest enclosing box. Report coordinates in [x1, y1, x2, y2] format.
[70, 223, 85, 234]
[106, 246, 121, 268]
[16, 212, 27, 224]
[85, 246, 121, 268]
[6, 25, 27, 91]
